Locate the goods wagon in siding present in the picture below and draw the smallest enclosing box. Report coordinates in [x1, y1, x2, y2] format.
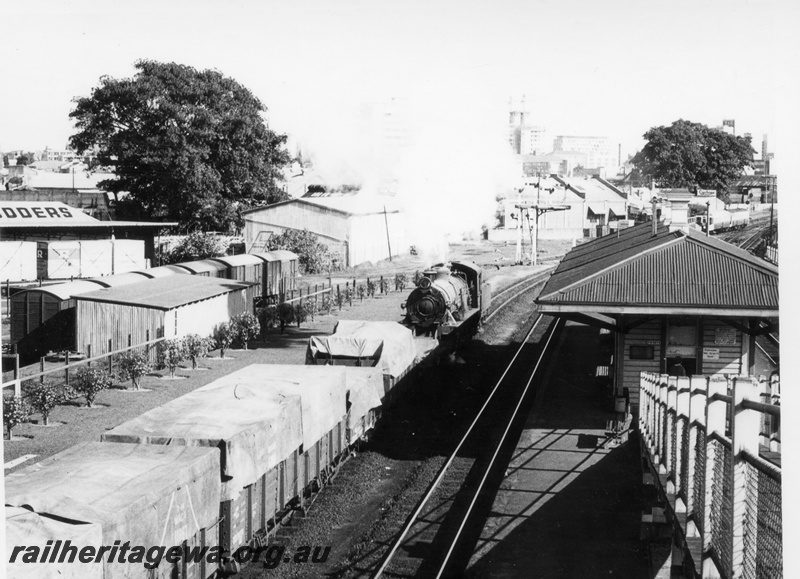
[5, 442, 221, 579]
[135, 264, 194, 278]
[252, 250, 298, 304]
[172, 258, 229, 277]
[211, 254, 264, 301]
[74, 275, 256, 359]
[10, 279, 107, 363]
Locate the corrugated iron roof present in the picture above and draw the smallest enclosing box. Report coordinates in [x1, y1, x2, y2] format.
[76, 276, 254, 310]
[537, 221, 778, 311]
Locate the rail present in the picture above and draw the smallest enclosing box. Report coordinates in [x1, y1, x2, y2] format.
[373, 314, 563, 578]
[483, 266, 556, 324]
[639, 372, 782, 579]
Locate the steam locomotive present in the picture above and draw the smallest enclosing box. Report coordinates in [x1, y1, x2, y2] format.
[402, 260, 490, 338]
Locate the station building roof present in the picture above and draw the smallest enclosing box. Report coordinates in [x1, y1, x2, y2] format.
[75, 275, 254, 310]
[0, 201, 176, 230]
[536, 221, 778, 318]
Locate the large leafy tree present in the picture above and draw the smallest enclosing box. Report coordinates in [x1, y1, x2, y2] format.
[631, 119, 754, 192]
[69, 60, 291, 231]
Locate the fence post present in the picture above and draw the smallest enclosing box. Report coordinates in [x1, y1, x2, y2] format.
[686, 376, 707, 538]
[87, 344, 92, 368]
[108, 339, 113, 374]
[380, 275, 384, 294]
[656, 374, 669, 472]
[703, 375, 727, 578]
[664, 376, 678, 489]
[674, 376, 690, 511]
[64, 352, 70, 390]
[13, 354, 20, 398]
[40, 357, 45, 384]
[731, 377, 760, 578]
[769, 374, 780, 452]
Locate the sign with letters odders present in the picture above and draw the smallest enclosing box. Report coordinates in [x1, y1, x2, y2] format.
[0, 202, 99, 224]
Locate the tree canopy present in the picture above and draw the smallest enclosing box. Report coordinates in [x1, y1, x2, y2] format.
[631, 119, 754, 192]
[69, 60, 291, 232]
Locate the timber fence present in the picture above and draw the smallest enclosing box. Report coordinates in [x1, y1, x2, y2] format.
[639, 372, 781, 579]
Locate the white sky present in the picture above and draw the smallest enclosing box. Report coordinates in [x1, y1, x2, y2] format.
[0, 0, 795, 160]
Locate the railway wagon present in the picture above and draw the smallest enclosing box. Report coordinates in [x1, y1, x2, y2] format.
[6, 506, 104, 579]
[306, 320, 424, 408]
[136, 264, 194, 278]
[252, 250, 298, 304]
[172, 259, 230, 278]
[10, 279, 108, 363]
[102, 364, 382, 569]
[211, 254, 264, 287]
[5, 442, 221, 579]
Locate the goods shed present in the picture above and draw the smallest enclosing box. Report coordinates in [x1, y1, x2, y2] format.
[5, 442, 220, 579]
[74, 275, 255, 357]
[243, 195, 408, 267]
[0, 201, 176, 277]
[535, 220, 779, 412]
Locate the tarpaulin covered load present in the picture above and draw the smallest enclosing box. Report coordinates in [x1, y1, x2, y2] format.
[6, 506, 103, 579]
[343, 367, 384, 440]
[102, 370, 305, 502]
[306, 320, 417, 381]
[5, 442, 221, 579]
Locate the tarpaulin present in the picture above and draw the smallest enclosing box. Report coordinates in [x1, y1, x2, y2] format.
[103, 370, 305, 501]
[343, 367, 384, 440]
[307, 320, 417, 380]
[5, 442, 221, 579]
[6, 506, 103, 579]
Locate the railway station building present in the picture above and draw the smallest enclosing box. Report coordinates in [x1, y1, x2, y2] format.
[535, 218, 778, 413]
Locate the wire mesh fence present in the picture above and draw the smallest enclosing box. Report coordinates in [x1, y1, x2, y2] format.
[755, 465, 783, 579]
[692, 428, 706, 534]
[709, 438, 733, 579]
[679, 420, 690, 502]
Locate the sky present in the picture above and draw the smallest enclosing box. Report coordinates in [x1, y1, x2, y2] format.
[0, 0, 793, 159]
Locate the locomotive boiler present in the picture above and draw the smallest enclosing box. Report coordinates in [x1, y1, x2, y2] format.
[403, 260, 489, 338]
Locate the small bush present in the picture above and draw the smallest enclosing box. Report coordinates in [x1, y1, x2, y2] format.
[212, 322, 236, 358]
[379, 277, 390, 294]
[357, 284, 366, 301]
[117, 351, 152, 389]
[320, 294, 333, 314]
[72, 367, 112, 407]
[3, 395, 29, 439]
[183, 334, 212, 370]
[157, 338, 187, 378]
[294, 301, 310, 328]
[258, 306, 280, 333]
[367, 279, 377, 297]
[232, 313, 261, 349]
[277, 302, 295, 333]
[395, 273, 408, 291]
[25, 381, 63, 425]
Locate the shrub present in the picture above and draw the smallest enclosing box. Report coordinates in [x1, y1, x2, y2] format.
[320, 294, 332, 315]
[367, 279, 377, 297]
[183, 334, 212, 369]
[357, 284, 366, 301]
[395, 273, 408, 291]
[165, 232, 227, 264]
[212, 322, 236, 358]
[25, 381, 63, 425]
[258, 306, 280, 333]
[232, 313, 261, 349]
[72, 367, 112, 407]
[277, 303, 295, 333]
[294, 301, 310, 328]
[267, 229, 330, 274]
[3, 395, 29, 439]
[379, 277, 390, 294]
[117, 351, 152, 389]
[335, 289, 345, 311]
[157, 338, 187, 378]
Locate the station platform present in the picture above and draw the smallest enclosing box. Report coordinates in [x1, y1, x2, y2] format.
[466, 322, 648, 578]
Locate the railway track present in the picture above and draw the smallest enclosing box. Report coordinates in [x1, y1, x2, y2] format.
[484, 266, 556, 324]
[373, 313, 564, 578]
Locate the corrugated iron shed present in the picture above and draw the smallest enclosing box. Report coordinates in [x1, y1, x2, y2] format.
[75, 275, 254, 310]
[537, 221, 778, 314]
